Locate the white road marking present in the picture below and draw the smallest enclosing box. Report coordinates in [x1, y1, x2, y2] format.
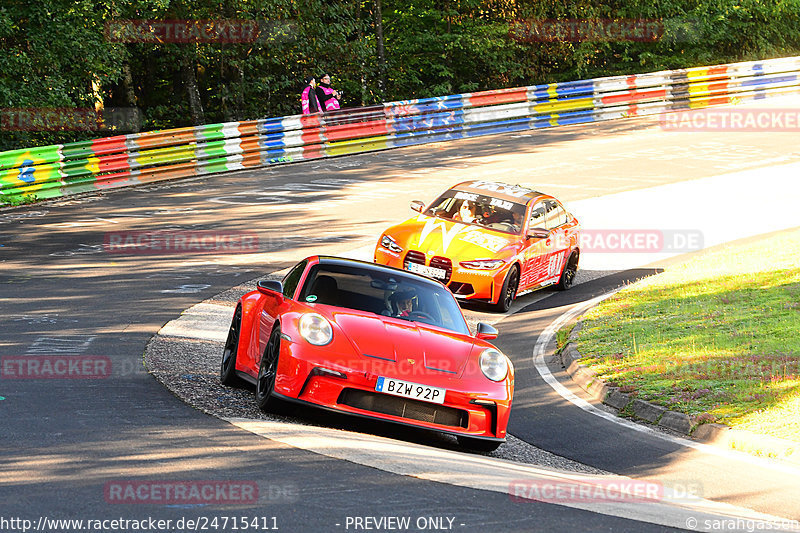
[228, 418, 796, 531]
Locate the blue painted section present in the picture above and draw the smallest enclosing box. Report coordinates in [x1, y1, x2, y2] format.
[464, 117, 531, 137]
[259, 118, 289, 134]
[530, 80, 594, 100]
[389, 128, 465, 148]
[18, 160, 36, 183]
[530, 109, 597, 129]
[391, 109, 465, 133]
[742, 74, 798, 87]
[260, 134, 289, 149]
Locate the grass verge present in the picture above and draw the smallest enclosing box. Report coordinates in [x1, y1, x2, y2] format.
[575, 228, 800, 442]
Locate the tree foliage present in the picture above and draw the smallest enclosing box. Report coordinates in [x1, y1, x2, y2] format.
[1, 0, 798, 150]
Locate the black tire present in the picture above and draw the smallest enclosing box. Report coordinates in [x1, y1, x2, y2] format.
[220, 306, 244, 387]
[556, 252, 578, 291]
[492, 265, 519, 313]
[255, 324, 281, 412]
[457, 435, 502, 452]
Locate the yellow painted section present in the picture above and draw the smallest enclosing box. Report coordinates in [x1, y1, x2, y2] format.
[86, 157, 101, 175]
[549, 116, 559, 127]
[534, 97, 593, 114]
[134, 144, 197, 166]
[547, 84, 558, 99]
[325, 135, 390, 157]
[688, 97, 713, 109]
[687, 68, 710, 81]
[688, 83, 711, 96]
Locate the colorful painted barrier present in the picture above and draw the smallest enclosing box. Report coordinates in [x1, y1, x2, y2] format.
[2, 56, 800, 203]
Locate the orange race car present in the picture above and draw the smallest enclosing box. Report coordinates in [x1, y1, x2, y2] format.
[374, 181, 581, 312]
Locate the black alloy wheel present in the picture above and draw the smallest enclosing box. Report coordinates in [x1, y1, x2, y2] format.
[493, 265, 519, 313]
[220, 306, 243, 386]
[556, 252, 578, 291]
[255, 324, 282, 411]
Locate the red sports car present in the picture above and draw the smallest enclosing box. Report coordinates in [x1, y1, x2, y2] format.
[220, 256, 514, 451]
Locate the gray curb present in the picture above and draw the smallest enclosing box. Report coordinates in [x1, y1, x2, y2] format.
[557, 322, 800, 467]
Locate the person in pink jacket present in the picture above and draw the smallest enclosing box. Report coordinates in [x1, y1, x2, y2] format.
[301, 77, 321, 114]
[315, 73, 341, 111]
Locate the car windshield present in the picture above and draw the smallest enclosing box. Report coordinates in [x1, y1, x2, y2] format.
[424, 189, 527, 235]
[298, 263, 470, 335]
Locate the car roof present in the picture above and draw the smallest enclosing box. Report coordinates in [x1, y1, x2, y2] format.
[452, 180, 546, 203]
[314, 256, 446, 289]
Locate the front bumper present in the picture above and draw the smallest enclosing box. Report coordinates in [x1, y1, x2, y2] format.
[375, 246, 507, 304]
[274, 339, 512, 439]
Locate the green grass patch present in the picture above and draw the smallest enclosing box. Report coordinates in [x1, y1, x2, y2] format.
[577, 228, 800, 442]
[555, 324, 575, 355]
[0, 194, 38, 207]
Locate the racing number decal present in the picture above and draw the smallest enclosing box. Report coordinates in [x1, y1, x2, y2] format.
[547, 251, 566, 279]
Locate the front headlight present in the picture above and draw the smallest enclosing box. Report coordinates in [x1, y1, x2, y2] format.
[460, 259, 505, 270]
[299, 313, 333, 346]
[380, 234, 403, 253]
[479, 348, 509, 381]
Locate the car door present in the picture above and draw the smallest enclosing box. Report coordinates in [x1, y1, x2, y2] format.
[519, 200, 550, 289]
[542, 199, 570, 284]
[254, 260, 306, 367]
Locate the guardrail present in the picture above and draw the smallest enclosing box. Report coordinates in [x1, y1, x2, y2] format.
[2, 55, 799, 203]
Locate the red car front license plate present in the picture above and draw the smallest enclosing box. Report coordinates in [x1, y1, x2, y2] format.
[375, 377, 446, 405]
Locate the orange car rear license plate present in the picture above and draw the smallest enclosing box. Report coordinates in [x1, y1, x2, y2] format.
[375, 377, 446, 404]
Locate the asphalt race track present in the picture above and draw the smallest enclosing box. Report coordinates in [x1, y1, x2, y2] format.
[2, 96, 800, 532]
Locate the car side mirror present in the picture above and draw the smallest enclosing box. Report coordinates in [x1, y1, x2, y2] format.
[410, 200, 424, 213]
[476, 322, 498, 340]
[527, 227, 550, 240]
[257, 279, 284, 297]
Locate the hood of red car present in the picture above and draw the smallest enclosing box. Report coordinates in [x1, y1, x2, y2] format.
[331, 311, 474, 377]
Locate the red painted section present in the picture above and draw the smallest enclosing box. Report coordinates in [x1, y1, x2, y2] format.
[96, 153, 132, 173]
[299, 144, 325, 160]
[601, 88, 667, 105]
[466, 88, 528, 107]
[136, 161, 197, 183]
[237, 121, 260, 137]
[323, 120, 390, 142]
[708, 81, 731, 94]
[132, 129, 196, 150]
[708, 65, 729, 77]
[91, 136, 128, 156]
[93, 170, 135, 190]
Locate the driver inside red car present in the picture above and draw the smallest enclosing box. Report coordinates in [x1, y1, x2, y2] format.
[389, 287, 417, 317]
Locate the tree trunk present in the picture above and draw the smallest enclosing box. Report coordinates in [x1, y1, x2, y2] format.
[375, 0, 386, 98]
[121, 61, 137, 107]
[181, 52, 205, 125]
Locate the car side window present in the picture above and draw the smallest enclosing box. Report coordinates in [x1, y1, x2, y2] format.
[528, 201, 546, 230]
[282, 260, 307, 299]
[544, 200, 567, 230]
